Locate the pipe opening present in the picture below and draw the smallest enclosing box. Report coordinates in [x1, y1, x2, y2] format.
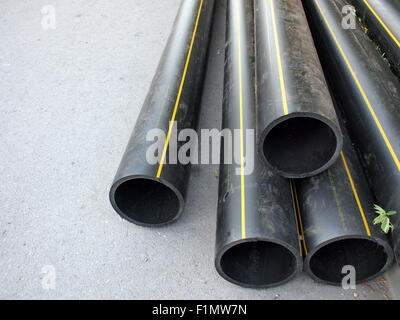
[113, 178, 180, 225]
[220, 241, 297, 287]
[309, 238, 388, 284]
[263, 117, 337, 176]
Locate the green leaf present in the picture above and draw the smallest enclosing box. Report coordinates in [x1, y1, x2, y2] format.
[374, 204, 386, 215]
[382, 217, 390, 234]
[374, 215, 385, 225]
[373, 204, 397, 234]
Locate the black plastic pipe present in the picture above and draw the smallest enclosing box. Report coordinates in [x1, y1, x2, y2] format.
[347, 0, 400, 77]
[215, 0, 302, 288]
[296, 129, 393, 285]
[303, 0, 400, 263]
[109, 0, 215, 226]
[254, 0, 342, 178]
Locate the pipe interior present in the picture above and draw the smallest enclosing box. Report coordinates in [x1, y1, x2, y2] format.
[309, 238, 388, 283]
[113, 178, 180, 225]
[220, 241, 296, 286]
[263, 117, 337, 175]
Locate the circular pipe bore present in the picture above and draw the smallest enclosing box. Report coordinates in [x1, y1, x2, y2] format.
[306, 237, 393, 285]
[110, 177, 183, 227]
[216, 240, 299, 288]
[261, 115, 341, 178]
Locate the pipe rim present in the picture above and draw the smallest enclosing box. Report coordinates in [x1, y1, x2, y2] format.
[109, 175, 184, 227]
[215, 237, 302, 288]
[305, 235, 394, 286]
[259, 112, 343, 179]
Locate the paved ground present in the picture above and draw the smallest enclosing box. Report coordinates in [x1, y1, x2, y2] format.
[0, 0, 398, 299]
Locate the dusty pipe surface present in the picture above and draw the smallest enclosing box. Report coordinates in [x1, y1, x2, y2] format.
[254, 0, 342, 178]
[215, 0, 302, 288]
[347, 0, 400, 77]
[296, 129, 393, 285]
[109, 0, 215, 226]
[303, 0, 400, 264]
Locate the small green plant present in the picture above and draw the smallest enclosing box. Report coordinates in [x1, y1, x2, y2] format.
[374, 205, 397, 234]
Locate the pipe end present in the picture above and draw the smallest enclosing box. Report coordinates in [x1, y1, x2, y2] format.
[109, 176, 184, 227]
[215, 239, 302, 288]
[260, 114, 343, 178]
[305, 236, 394, 285]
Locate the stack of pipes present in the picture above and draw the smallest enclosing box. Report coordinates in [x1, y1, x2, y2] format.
[109, 0, 400, 287]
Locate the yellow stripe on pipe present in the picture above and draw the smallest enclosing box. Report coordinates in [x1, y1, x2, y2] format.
[314, 0, 400, 172]
[157, 0, 204, 178]
[363, 0, 400, 48]
[340, 152, 372, 236]
[290, 180, 303, 257]
[270, 0, 289, 115]
[293, 182, 308, 256]
[236, 1, 246, 240]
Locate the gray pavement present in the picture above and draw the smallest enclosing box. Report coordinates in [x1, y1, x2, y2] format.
[0, 0, 397, 299]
